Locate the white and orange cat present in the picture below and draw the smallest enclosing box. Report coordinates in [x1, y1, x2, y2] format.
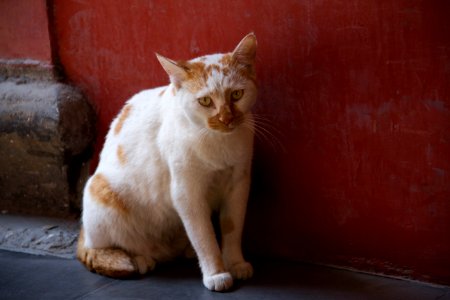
[77, 33, 257, 291]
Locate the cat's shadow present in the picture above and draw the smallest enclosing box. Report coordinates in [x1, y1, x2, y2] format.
[125, 258, 374, 296]
[140, 259, 244, 292]
[151, 258, 201, 280]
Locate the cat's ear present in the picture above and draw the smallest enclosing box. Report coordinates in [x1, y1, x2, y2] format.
[156, 53, 188, 87]
[232, 33, 257, 66]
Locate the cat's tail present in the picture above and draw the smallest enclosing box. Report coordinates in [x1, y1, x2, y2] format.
[77, 227, 152, 278]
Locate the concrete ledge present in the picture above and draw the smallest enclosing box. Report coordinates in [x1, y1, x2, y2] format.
[0, 67, 95, 216]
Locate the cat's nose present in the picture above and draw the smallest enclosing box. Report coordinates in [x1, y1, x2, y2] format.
[219, 106, 234, 126]
[219, 113, 234, 125]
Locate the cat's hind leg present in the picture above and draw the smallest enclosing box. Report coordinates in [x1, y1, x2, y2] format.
[77, 227, 154, 278]
[78, 173, 156, 277]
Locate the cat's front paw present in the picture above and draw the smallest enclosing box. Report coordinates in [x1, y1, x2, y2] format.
[228, 261, 253, 280]
[203, 272, 233, 292]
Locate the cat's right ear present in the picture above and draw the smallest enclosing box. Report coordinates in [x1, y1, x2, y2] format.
[156, 53, 188, 87]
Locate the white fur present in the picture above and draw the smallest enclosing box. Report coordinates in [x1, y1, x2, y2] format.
[82, 34, 257, 291]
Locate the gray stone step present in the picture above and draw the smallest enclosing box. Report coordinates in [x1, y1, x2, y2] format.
[0, 61, 95, 217]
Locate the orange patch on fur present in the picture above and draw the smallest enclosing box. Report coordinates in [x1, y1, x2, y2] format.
[181, 61, 208, 93]
[219, 54, 232, 66]
[76, 227, 87, 263]
[77, 227, 139, 278]
[158, 89, 166, 97]
[222, 67, 230, 76]
[186, 61, 206, 76]
[205, 64, 220, 77]
[114, 104, 132, 135]
[117, 145, 126, 165]
[221, 217, 235, 235]
[177, 57, 255, 94]
[89, 173, 128, 214]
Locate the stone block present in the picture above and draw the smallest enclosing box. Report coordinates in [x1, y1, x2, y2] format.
[0, 79, 95, 216]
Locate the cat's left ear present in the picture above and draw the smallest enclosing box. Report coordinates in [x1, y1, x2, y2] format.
[156, 53, 188, 87]
[232, 33, 257, 67]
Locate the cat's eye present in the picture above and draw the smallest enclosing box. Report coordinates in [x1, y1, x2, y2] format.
[198, 96, 212, 107]
[231, 90, 244, 101]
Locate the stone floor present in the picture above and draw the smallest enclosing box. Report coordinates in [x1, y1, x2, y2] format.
[0, 214, 449, 299]
[0, 213, 79, 258]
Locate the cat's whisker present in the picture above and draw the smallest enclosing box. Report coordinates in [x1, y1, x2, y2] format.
[244, 117, 285, 153]
[241, 114, 256, 134]
[197, 127, 210, 149]
[251, 114, 284, 137]
[254, 126, 283, 153]
[252, 114, 286, 152]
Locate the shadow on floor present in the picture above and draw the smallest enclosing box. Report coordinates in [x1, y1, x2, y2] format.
[0, 250, 448, 300]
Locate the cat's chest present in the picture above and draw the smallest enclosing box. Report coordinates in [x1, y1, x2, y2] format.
[194, 135, 250, 170]
[207, 167, 234, 209]
[158, 111, 253, 170]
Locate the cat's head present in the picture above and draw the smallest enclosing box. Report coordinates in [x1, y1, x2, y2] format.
[156, 33, 257, 133]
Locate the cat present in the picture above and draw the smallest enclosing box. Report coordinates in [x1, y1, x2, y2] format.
[77, 33, 257, 292]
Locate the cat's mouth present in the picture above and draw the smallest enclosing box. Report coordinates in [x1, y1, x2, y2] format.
[207, 105, 245, 133]
[207, 114, 245, 133]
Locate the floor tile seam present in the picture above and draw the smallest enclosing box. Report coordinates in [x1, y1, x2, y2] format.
[316, 262, 450, 290]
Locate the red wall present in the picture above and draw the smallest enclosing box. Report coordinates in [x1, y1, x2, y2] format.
[0, 0, 51, 63]
[51, 0, 450, 284]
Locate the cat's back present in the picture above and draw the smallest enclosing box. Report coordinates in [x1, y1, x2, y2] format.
[113, 86, 167, 134]
[97, 85, 168, 170]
